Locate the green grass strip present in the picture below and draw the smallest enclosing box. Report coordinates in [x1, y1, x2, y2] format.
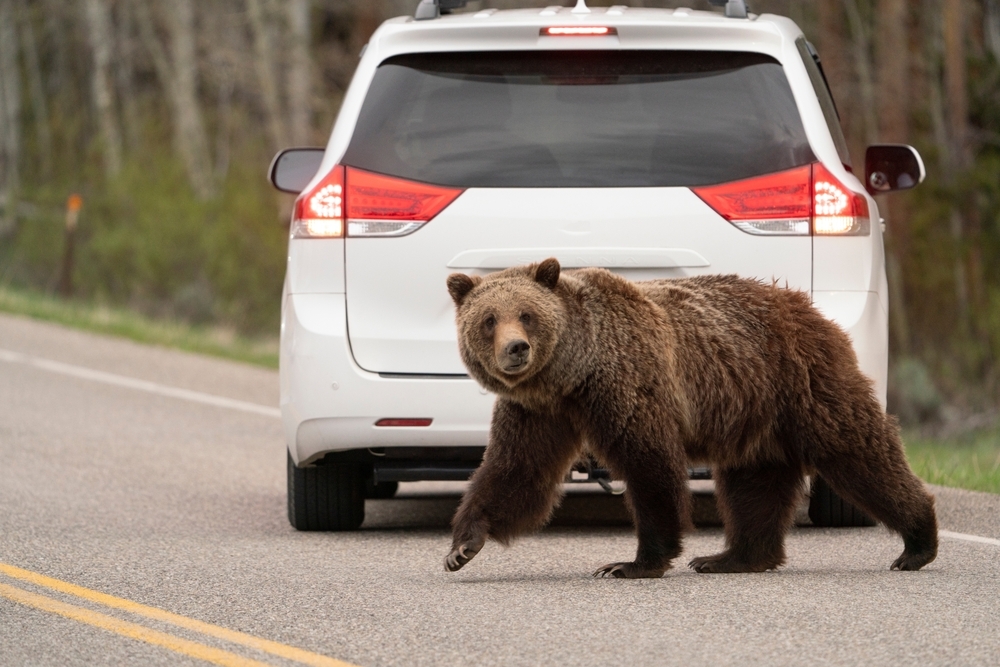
[905, 429, 1000, 494]
[0, 285, 277, 369]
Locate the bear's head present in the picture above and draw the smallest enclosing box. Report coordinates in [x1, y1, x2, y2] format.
[447, 258, 565, 391]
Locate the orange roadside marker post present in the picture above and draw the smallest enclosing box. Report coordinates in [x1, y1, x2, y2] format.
[66, 194, 83, 231]
[58, 194, 83, 297]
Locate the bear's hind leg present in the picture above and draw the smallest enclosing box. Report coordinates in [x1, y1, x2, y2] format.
[689, 461, 804, 573]
[811, 417, 937, 571]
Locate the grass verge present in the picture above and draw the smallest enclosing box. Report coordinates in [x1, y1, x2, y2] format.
[905, 428, 1000, 494]
[0, 284, 278, 369]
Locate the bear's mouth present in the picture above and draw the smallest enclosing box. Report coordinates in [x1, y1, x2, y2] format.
[499, 359, 529, 375]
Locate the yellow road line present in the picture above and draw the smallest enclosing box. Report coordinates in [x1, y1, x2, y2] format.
[0, 562, 358, 667]
[0, 582, 274, 667]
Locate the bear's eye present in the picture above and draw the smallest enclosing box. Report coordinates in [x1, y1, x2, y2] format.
[483, 315, 496, 331]
[519, 313, 532, 326]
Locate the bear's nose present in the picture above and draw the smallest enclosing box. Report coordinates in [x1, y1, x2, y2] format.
[504, 340, 530, 359]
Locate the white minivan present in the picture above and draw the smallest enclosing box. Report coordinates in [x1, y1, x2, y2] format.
[269, 0, 924, 531]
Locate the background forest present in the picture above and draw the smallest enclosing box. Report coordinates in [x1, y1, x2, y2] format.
[1, 0, 1000, 426]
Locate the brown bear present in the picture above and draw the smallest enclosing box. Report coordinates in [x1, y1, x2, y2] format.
[444, 258, 937, 578]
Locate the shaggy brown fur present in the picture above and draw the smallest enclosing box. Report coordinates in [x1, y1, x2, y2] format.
[444, 258, 937, 578]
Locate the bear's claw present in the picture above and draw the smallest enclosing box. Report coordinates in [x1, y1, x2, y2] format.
[593, 563, 627, 578]
[592, 561, 666, 579]
[444, 543, 480, 572]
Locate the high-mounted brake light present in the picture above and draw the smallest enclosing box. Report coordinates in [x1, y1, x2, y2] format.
[291, 167, 464, 239]
[541, 26, 617, 36]
[692, 164, 870, 236]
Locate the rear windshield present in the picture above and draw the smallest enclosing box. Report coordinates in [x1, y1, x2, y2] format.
[342, 51, 815, 188]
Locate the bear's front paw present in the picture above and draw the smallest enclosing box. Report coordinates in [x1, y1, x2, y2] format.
[592, 561, 665, 579]
[445, 542, 482, 572]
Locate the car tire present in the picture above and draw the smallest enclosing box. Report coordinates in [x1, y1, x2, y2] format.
[287, 451, 365, 531]
[364, 478, 399, 499]
[808, 475, 876, 527]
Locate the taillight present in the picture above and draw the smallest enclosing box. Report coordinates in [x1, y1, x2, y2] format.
[811, 162, 870, 235]
[692, 163, 870, 236]
[290, 166, 464, 239]
[291, 165, 345, 238]
[692, 165, 812, 235]
[346, 168, 464, 237]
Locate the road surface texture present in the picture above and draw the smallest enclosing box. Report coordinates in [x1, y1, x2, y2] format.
[1, 312, 998, 666]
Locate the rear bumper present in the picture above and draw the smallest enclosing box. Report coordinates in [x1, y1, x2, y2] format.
[281, 292, 493, 465]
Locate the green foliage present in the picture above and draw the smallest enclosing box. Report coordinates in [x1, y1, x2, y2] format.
[906, 429, 1000, 494]
[897, 46, 1000, 401]
[1, 142, 288, 336]
[888, 356, 944, 425]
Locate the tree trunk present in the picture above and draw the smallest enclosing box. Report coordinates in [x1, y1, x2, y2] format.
[943, 0, 970, 169]
[943, 0, 986, 346]
[133, 0, 215, 200]
[168, 0, 214, 200]
[18, 0, 52, 179]
[84, 0, 123, 178]
[114, 0, 142, 154]
[41, 0, 69, 114]
[987, 0, 1000, 62]
[875, 0, 910, 146]
[0, 0, 22, 237]
[875, 0, 913, 355]
[941, 0, 977, 336]
[247, 0, 288, 151]
[842, 0, 879, 147]
[287, 0, 312, 146]
[213, 64, 234, 181]
[816, 3, 861, 159]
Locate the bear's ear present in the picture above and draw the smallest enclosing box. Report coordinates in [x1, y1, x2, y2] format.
[534, 257, 561, 290]
[447, 273, 480, 307]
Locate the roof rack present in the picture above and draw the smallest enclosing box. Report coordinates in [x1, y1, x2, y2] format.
[414, 0, 749, 21]
[415, 0, 469, 20]
[707, 0, 749, 18]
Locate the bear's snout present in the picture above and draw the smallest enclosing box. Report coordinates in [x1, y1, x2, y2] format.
[498, 338, 531, 373]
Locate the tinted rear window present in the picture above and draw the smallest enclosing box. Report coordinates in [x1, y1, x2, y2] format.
[342, 51, 815, 188]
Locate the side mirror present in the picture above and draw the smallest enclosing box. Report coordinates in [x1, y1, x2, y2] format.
[864, 144, 925, 195]
[268, 147, 325, 194]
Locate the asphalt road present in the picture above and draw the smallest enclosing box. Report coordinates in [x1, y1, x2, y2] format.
[1, 311, 998, 667]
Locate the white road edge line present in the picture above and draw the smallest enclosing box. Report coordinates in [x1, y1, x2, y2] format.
[939, 530, 1000, 546]
[0, 347, 281, 419]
